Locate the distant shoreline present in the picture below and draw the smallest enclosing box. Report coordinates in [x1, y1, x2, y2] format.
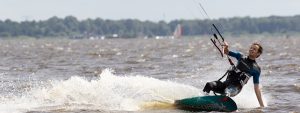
[1, 33, 299, 40]
[1, 15, 300, 38]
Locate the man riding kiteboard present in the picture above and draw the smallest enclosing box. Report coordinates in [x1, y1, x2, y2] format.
[203, 41, 265, 108]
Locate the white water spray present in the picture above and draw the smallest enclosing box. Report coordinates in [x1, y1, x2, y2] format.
[0, 69, 200, 112]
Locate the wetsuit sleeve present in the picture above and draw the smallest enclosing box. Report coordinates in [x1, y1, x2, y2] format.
[228, 51, 242, 60]
[251, 70, 260, 84]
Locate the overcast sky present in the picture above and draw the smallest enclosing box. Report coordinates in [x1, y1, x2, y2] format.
[1, 0, 299, 22]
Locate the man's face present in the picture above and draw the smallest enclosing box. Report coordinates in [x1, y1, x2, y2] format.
[249, 44, 260, 58]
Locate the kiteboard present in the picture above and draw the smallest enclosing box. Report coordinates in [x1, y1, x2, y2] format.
[174, 95, 237, 112]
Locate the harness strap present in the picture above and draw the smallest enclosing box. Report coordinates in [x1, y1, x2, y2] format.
[218, 70, 229, 81]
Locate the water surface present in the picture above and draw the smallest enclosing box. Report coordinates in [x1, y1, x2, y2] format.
[0, 37, 299, 113]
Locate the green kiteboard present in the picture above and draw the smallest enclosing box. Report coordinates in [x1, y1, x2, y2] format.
[175, 95, 237, 112]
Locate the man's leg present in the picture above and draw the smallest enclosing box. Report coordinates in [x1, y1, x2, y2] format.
[203, 81, 225, 94]
[203, 81, 213, 93]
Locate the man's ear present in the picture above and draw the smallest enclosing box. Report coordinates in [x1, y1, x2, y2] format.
[256, 53, 261, 58]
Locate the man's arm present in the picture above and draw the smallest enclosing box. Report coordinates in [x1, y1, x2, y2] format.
[254, 84, 265, 107]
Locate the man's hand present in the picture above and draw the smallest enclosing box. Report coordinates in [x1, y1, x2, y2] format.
[223, 41, 229, 55]
[256, 106, 264, 109]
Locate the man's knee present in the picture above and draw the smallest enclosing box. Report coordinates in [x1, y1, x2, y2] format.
[203, 81, 218, 93]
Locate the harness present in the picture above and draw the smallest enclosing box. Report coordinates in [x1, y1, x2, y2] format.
[225, 66, 250, 87]
[213, 59, 252, 96]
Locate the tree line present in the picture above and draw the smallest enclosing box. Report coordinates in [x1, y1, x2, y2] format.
[0, 15, 299, 38]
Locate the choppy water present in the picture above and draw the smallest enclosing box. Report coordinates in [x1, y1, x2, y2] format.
[0, 36, 299, 113]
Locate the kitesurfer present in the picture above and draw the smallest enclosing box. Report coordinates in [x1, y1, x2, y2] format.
[203, 42, 265, 107]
